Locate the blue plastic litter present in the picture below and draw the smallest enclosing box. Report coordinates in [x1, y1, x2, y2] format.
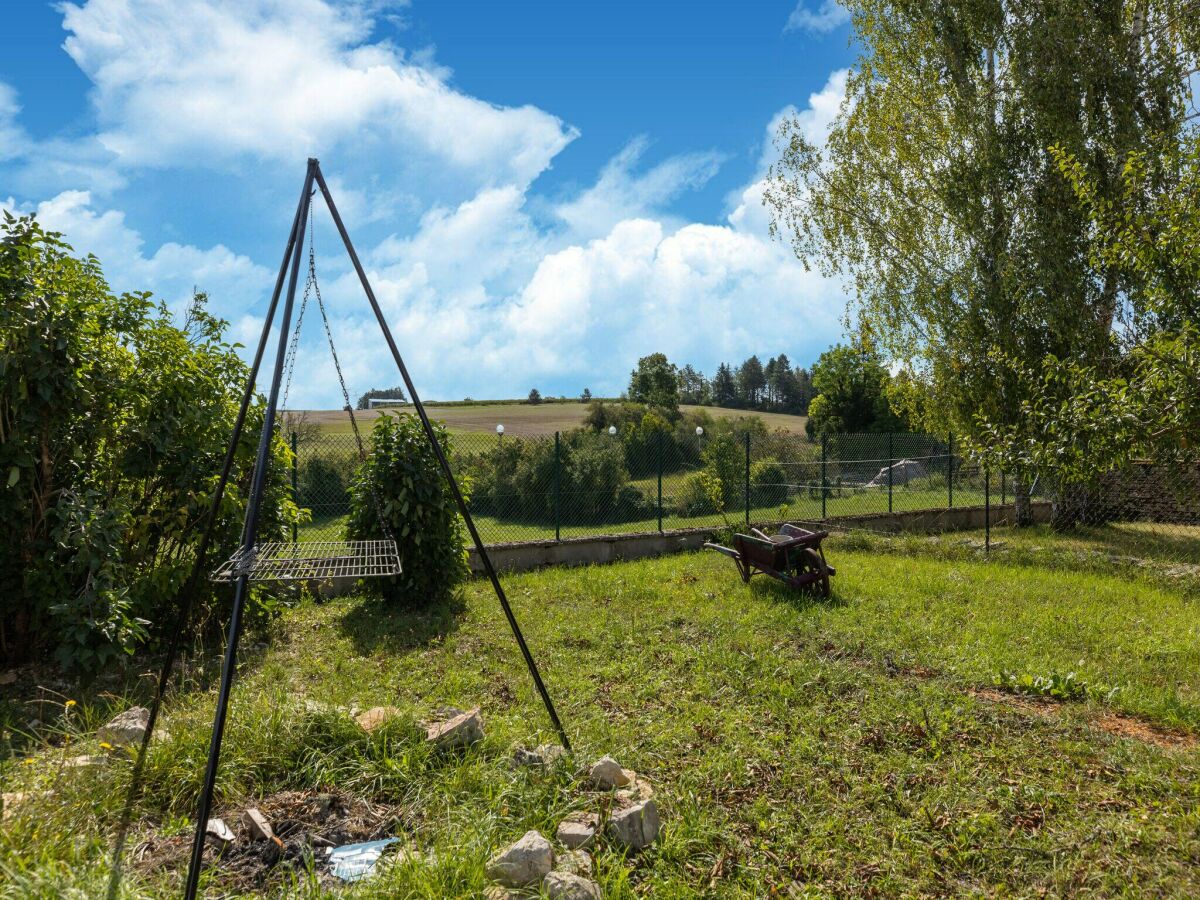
[327, 838, 399, 882]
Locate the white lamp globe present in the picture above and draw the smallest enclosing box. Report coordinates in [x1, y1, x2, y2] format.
[608, 425, 617, 436]
[496, 424, 505, 435]
[696, 426, 704, 436]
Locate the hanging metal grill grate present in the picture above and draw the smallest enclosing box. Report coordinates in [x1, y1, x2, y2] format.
[211, 540, 401, 583]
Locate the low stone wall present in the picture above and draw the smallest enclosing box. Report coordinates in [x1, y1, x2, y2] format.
[468, 501, 1052, 574]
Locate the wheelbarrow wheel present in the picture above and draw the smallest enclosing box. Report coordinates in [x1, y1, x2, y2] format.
[795, 548, 830, 598]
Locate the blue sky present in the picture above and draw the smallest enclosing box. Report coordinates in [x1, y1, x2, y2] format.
[0, 0, 855, 406]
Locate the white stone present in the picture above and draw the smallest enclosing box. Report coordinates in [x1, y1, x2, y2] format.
[64, 754, 107, 769]
[608, 799, 660, 850]
[556, 811, 599, 850]
[588, 755, 631, 789]
[512, 742, 567, 768]
[241, 807, 274, 841]
[543, 872, 602, 900]
[485, 829, 554, 887]
[425, 707, 483, 749]
[554, 849, 593, 878]
[205, 817, 235, 844]
[98, 707, 150, 748]
[615, 775, 654, 805]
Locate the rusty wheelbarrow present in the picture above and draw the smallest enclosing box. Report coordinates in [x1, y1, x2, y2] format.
[703, 523, 836, 597]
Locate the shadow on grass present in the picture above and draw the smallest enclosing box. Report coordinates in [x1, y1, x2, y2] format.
[748, 575, 848, 610]
[335, 590, 467, 656]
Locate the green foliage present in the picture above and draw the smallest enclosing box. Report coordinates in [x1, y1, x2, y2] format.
[978, 138, 1200, 497]
[804, 343, 906, 437]
[750, 458, 788, 506]
[459, 428, 651, 525]
[526, 388, 542, 405]
[993, 669, 1092, 702]
[766, 0, 1196, 448]
[627, 352, 679, 414]
[0, 214, 296, 673]
[346, 413, 468, 604]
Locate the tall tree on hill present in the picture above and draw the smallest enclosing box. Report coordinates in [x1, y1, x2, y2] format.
[628, 352, 680, 414]
[737, 355, 766, 407]
[805, 343, 906, 437]
[677, 364, 708, 405]
[711, 363, 738, 407]
[766, 0, 1196, 521]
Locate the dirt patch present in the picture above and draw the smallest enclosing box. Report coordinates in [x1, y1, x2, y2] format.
[969, 687, 1060, 718]
[131, 788, 404, 893]
[969, 687, 1198, 750]
[1092, 713, 1198, 750]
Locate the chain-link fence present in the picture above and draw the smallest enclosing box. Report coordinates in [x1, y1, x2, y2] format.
[287, 426, 1043, 542]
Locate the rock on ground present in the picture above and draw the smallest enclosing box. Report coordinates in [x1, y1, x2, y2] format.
[543, 871, 602, 900]
[554, 849, 593, 878]
[616, 775, 654, 805]
[588, 755, 631, 789]
[355, 706, 402, 732]
[241, 807, 274, 841]
[486, 829, 554, 887]
[556, 811, 599, 850]
[98, 707, 150, 748]
[425, 707, 483, 749]
[205, 817, 235, 844]
[608, 799, 660, 850]
[512, 742, 567, 768]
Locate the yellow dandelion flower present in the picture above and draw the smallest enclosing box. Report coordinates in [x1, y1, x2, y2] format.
[65, 699, 77, 709]
[99, 741, 112, 750]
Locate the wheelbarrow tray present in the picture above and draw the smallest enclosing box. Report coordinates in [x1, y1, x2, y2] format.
[704, 524, 836, 595]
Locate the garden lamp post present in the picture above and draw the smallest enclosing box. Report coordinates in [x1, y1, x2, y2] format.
[608, 425, 617, 436]
[696, 425, 704, 456]
[496, 423, 504, 443]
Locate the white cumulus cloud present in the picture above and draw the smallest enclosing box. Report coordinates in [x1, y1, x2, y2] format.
[59, 0, 576, 190]
[785, 0, 851, 34]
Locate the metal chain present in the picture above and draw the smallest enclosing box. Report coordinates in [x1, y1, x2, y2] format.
[303, 208, 396, 544]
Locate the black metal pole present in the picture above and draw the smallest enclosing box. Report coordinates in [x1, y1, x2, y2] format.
[183, 160, 316, 900]
[313, 163, 571, 751]
[985, 462, 991, 553]
[887, 432, 893, 514]
[554, 431, 561, 542]
[947, 432, 954, 509]
[744, 431, 751, 527]
[291, 430, 299, 543]
[821, 433, 827, 520]
[105, 169, 312, 900]
[657, 430, 663, 533]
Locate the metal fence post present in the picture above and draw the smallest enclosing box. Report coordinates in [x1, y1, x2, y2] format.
[821, 432, 827, 520]
[656, 430, 664, 533]
[887, 432, 893, 514]
[744, 431, 751, 527]
[985, 462, 991, 553]
[554, 431, 561, 542]
[290, 430, 298, 543]
[947, 432, 954, 509]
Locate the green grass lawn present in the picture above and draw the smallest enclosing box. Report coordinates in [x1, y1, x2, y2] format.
[3, 529, 1199, 896]
[300, 482, 988, 543]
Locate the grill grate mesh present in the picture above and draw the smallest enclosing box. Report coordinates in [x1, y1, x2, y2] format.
[210, 540, 401, 583]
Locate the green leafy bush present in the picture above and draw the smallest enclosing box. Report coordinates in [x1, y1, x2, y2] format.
[458, 429, 650, 525]
[0, 215, 297, 673]
[346, 413, 468, 603]
[751, 458, 789, 506]
[993, 669, 1091, 702]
